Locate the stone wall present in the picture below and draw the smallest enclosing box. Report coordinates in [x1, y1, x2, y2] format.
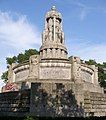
[30, 83, 84, 117]
[7, 62, 30, 85]
[39, 61, 71, 80]
[0, 83, 106, 117]
[0, 90, 30, 116]
[83, 82, 103, 93]
[84, 91, 106, 116]
[6, 55, 101, 94]
[13, 63, 29, 84]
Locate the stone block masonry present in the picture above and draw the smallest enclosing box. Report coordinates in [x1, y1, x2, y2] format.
[84, 91, 106, 116]
[1, 6, 106, 117]
[0, 83, 106, 117]
[0, 90, 30, 116]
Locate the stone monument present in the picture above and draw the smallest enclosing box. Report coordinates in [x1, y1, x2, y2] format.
[2, 6, 106, 117]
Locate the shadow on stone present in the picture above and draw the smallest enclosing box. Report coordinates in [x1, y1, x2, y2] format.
[30, 83, 84, 117]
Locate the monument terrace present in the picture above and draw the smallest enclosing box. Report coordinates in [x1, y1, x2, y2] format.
[1, 6, 106, 117]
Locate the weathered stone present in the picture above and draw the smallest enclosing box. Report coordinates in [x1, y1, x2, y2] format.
[1, 6, 106, 117]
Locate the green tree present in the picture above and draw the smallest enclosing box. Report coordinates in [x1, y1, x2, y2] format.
[1, 49, 39, 82]
[98, 65, 106, 88]
[24, 116, 38, 120]
[24, 49, 39, 61]
[103, 62, 106, 67]
[17, 53, 26, 63]
[24, 116, 35, 120]
[85, 59, 97, 65]
[17, 49, 39, 64]
[1, 71, 8, 83]
[85, 59, 106, 88]
[6, 56, 17, 65]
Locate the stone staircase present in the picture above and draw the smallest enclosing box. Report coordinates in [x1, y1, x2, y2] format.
[84, 91, 106, 116]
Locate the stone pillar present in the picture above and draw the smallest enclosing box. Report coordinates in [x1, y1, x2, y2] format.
[52, 48, 55, 58]
[62, 31, 64, 44]
[53, 16, 56, 41]
[94, 67, 99, 85]
[43, 49, 46, 58]
[8, 63, 17, 83]
[70, 56, 81, 82]
[28, 55, 39, 79]
[90, 65, 99, 85]
[40, 51, 43, 58]
[61, 50, 64, 58]
[58, 49, 61, 58]
[65, 51, 67, 59]
[70, 57, 84, 107]
[55, 49, 58, 58]
[47, 48, 51, 58]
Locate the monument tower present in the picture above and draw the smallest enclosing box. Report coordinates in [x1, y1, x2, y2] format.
[6, 6, 102, 93]
[2, 6, 106, 117]
[40, 6, 68, 60]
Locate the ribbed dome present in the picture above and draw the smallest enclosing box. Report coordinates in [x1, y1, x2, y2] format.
[40, 6, 68, 60]
[45, 6, 62, 20]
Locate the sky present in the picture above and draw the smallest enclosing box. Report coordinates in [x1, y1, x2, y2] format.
[0, 0, 106, 89]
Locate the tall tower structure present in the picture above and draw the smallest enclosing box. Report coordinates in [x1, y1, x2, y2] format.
[40, 6, 68, 60]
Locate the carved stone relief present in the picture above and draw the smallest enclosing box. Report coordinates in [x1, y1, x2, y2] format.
[39, 67, 71, 79]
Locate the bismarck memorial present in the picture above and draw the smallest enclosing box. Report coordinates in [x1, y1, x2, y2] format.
[1, 6, 106, 117]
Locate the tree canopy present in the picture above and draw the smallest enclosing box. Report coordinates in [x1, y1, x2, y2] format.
[1, 49, 39, 82]
[1, 51, 106, 89]
[85, 59, 106, 88]
[6, 49, 39, 66]
[1, 71, 8, 83]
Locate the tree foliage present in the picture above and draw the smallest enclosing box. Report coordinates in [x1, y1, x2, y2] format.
[1, 49, 39, 82]
[17, 53, 26, 64]
[6, 49, 39, 65]
[24, 116, 35, 120]
[6, 56, 17, 65]
[85, 59, 97, 65]
[1, 71, 8, 83]
[85, 59, 106, 88]
[1, 51, 106, 89]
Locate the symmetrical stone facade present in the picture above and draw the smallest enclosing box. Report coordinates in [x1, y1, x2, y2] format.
[2, 6, 106, 117]
[40, 6, 67, 60]
[84, 91, 106, 116]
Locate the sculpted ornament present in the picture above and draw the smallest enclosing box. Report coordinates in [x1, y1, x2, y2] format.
[48, 26, 53, 42]
[42, 31, 48, 43]
[30, 55, 39, 65]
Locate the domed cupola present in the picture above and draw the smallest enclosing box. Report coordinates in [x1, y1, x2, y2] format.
[40, 6, 68, 60]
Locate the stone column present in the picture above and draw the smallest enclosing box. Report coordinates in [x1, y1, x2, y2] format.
[28, 55, 39, 79]
[53, 16, 56, 41]
[40, 51, 43, 58]
[8, 63, 17, 83]
[65, 51, 67, 59]
[58, 49, 61, 58]
[43, 49, 46, 58]
[62, 32, 64, 44]
[94, 67, 99, 85]
[52, 48, 56, 58]
[90, 65, 99, 84]
[70, 56, 81, 82]
[61, 50, 64, 58]
[47, 48, 51, 58]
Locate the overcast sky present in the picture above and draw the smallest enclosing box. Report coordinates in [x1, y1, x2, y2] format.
[0, 0, 106, 88]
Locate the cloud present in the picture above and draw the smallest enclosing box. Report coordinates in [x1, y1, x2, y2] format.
[66, 0, 106, 21]
[70, 1, 90, 21]
[67, 37, 106, 63]
[80, 9, 88, 21]
[0, 11, 41, 50]
[0, 11, 41, 89]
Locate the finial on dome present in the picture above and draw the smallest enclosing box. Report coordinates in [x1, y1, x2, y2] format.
[51, 6, 56, 11]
